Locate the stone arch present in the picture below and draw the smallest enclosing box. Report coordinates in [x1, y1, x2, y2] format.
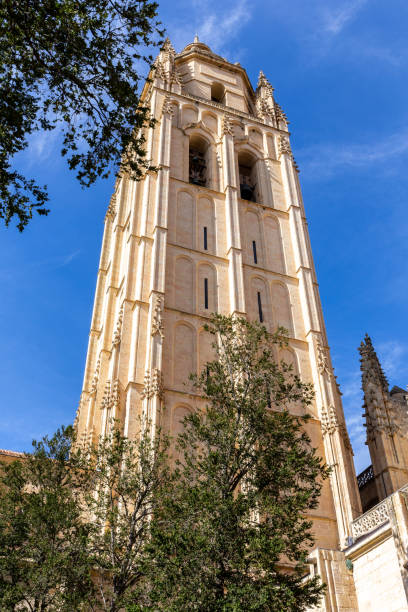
[244, 208, 263, 266]
[175, 256, 194, 313]
[197, 195, 216, 253]
[181, 104, 198, 128]
[210, 82, 225, 103]
[197, 262, 218, 315]
[176, 190, 194, 248]
[250, 275, 270, 326]
[271, 282, 293, 335]
[264, 215, 285, 274]
[185, 128, 218, 191]
[235, 146, 264, 204]
[201, 111, 218, 134]
[173, 322, 195, 389]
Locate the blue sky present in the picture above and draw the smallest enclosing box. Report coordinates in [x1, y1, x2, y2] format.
[1, 0, 407, 474]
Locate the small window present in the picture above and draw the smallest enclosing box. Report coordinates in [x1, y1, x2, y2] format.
[189, 135, 208, 187]
[252, 240, 257, 264]
[203, 226, 208, 250]
[257, 291, 263, 322]
[238, 151, 257, 202]
[204, 278, 209, 309]
[211, 82, 225, 103]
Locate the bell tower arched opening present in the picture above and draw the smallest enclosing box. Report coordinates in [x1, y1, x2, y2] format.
[211, 82, 225, 103]
[238, 150, 258, 202]
[189, 134, 209, 187]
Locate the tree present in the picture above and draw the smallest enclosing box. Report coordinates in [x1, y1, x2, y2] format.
[0, 421, 172, 611]
[80, 422, 172, 612]
[0, 426, 93, 611]
[146, 315, 328, 612]
[0, 0, 163, 231]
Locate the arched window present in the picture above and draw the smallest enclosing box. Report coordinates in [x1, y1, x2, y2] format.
[238, 151, 258, 202]
[189, 135, 208, 187]
[211, 82, 225, 103]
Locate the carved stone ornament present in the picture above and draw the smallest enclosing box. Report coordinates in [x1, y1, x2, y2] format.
[216, 149, 222, 168]
[101, 380, 111, 411]
[257, 70, 274, 94]
[162, 96, 176, 117]
[275, 102, 288, 125]
[112, 304, 124, 347]
[111, 379, 120, 408]
[221, 115, 234, 136]
[105, 194, 116, 221]
[321, 405, 339, 436]
[364, 400, 405, 441]
[141, 368, 164, 400]
[153, 59, 167, 81]
[256, 98, 275, 123]
[316, 339, 332, 379]
[278, 135, 292, 157]
[162, 37, 176, 60]
[151, 369, 164, 399]
[90, 358, 101, 395]
[351, 498, 390, 539]
[171, 69, 183, 86]
[340, 423, 353, 452]
[151, 296, 164, 339]
[100, 378, 120, 410]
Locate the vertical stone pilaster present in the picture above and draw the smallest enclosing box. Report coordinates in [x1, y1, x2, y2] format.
[141, 96, 173, 430]
[221, 115, 246, 315]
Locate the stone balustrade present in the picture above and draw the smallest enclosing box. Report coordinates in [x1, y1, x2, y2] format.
[351, 498, 390, 540]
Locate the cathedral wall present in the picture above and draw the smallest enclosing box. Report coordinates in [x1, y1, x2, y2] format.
[308, 548, 358, 612]
[350, 528, 407, 612]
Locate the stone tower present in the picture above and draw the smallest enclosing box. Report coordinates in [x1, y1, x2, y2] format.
[74, 37, 361, 554]
[359, 334, 408, 501]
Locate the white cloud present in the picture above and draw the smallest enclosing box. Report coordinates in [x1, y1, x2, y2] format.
[26, 250, 82, 271]
[322, 0, 368, 36]
[168, 0, 251, 56]
[297, 129, 408, 180]
[58, 250, 82, 268]
[376, 340, 408, 382]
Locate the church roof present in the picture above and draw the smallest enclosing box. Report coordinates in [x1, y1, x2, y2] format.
[179, 35, 226, 63]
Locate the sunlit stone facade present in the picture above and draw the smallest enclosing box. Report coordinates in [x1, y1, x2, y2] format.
[74, 38, 408, 611]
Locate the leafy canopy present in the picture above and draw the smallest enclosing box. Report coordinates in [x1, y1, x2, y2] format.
[0, 0, 163, 230]
[0, 422, 172, 612]
[146, 315, 329, 611]
[0, 426, 93, 611]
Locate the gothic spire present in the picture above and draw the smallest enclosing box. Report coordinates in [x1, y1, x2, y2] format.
[358, 334, 389, 392]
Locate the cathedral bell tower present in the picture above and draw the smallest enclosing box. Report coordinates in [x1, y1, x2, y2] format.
[75, 37, 361, 551]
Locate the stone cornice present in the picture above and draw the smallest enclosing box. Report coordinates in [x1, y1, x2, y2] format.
[154, 87, 290, 136]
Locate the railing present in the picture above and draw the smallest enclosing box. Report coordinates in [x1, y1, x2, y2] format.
[351, 497, 390, 540]
[357, 464, 375, 489]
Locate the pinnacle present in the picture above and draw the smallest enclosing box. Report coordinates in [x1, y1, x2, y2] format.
[162, 37, 176, 55]
[257, 70, 274, 91]
[359, 334, 389, 392]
